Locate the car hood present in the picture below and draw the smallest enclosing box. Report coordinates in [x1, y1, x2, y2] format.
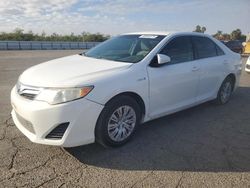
[19, 54, 132, 87]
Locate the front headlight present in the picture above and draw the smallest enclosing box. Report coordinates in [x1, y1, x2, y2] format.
[35, 86, 94, 105]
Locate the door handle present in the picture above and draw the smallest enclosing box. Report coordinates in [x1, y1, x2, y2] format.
[223, 60, 228, 65]
[192, 66, 199, 71]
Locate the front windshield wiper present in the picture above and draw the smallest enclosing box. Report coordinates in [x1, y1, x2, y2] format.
[79, 52, 86, 56]
[83, 53, 106, 60]
[81, 53, 133, 63]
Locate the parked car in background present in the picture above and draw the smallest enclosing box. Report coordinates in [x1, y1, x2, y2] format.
[220, 40, 226, 45]
[245, 56, 250, 73]
[243, 33, 250, 54]
[225, 40, 244, 54]
[11, 31, 242, 148]
[243, 42, 250, 54]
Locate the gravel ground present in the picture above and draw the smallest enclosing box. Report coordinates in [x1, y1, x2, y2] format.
[0, 50, 250, 188]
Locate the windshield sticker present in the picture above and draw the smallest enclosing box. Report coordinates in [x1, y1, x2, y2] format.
[139, 35, 158, 39]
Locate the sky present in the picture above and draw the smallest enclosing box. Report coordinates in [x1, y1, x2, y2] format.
[0, 0, 249, 36]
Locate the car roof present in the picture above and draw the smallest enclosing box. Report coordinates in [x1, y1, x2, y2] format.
[122, 31, 211, 37]
[124, 31, 171, 36]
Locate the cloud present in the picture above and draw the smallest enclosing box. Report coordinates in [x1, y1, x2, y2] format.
[0, 0, 77, 16]
[0, 0, 249, 35]
[76, 0, 203, 15]
[0, 0, 193, 35]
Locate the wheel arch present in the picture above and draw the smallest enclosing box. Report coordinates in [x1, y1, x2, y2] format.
[104, 91, 146, 119]
[94, 91, 146, 146]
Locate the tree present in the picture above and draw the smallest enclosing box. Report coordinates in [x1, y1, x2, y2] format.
[14, 28, 24, 35]
[13, 28, 24, 40]
[193, 25, 206, 33]
[41, 31, 46, 37]
[231, 29, 242, 40]
[0, 29, 110, 42]
[230, 29, 246, 41]
[194, 25, 201, 32]
[212, 29, 246, 41]
[217, 30, 223, 35]
[222, 33, 231, 41]
[201, 26, 206, 33]
[213, 30, 223, 40]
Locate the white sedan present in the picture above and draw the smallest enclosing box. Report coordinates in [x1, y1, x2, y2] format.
[11, 32, 242, 147]
[245, 56, 250, 73]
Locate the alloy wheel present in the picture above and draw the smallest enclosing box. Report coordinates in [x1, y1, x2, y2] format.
[107, 105, 136, 142]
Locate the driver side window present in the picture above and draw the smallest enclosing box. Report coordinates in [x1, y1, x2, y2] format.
[160, 36, 194, 64]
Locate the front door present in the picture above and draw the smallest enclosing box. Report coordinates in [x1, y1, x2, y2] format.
[147, 36, 200, 118]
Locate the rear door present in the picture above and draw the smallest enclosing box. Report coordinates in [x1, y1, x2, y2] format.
[192, 36, 226, 102]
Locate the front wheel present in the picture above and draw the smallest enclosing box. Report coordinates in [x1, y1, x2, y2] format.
[215, 77, 234, 104]
[95, 96, 141, 147]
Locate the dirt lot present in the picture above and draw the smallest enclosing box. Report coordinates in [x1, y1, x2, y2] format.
[0, 50, 250, 187]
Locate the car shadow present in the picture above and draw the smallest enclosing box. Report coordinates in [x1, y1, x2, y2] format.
[66, 86, 250, 172]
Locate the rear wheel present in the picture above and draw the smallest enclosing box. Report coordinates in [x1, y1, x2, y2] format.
[95, 96, 141, 147]
[215, 77, 234, 104]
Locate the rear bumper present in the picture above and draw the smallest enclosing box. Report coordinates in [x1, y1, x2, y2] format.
[11, 86, 104, 147]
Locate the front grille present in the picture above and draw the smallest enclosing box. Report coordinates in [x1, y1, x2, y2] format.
[15, 112, 35, 134]
[16, 83, 41, 100]
[45, 123, 69, 139]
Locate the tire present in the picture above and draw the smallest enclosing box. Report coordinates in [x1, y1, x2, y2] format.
[95, 95, 142, 147]
[215, 77, 234, 105]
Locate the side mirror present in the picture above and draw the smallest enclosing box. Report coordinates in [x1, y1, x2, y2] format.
[157, 54, 171, 65]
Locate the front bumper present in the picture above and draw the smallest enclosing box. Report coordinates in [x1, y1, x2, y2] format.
[11, 86, 104, 147]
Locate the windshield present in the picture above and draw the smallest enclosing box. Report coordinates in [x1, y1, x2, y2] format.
[84, 35, 165, 63]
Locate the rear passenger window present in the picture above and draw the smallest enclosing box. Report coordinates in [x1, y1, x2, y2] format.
[160, 36, 194, 64]
[216, 45, 225, 56]
[192, 37, 217, 59]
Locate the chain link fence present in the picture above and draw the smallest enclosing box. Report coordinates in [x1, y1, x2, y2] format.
[0, 41, 101, 50]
